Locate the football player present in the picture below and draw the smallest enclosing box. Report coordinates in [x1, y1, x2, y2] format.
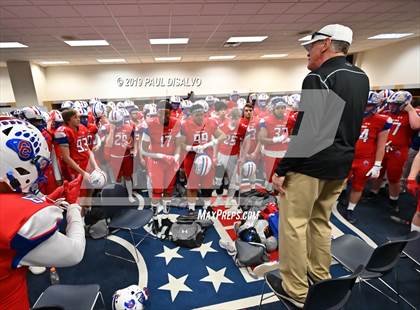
[104, 109, 136, 202]
[55, 108, 100, 207]
[406, 150, 420, 232]
[214, 108, 249, 207]
[0, 117, 85, 310]
[141, 100, 181, 214]
[344, 91, 392, 223]
[369, 91, 420, 213]
[177, 103, 226, 213]
[254, 93, 270, 118]
[258, 97, 293, 192]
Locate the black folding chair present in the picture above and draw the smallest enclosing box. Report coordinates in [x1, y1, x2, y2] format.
[32, 284, 105, 310]
[331, 231, 420, 309]
[259, 266, 362, 309]
[101, 184, 155, 263]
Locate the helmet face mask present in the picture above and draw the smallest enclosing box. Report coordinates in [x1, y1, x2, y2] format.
[0, 117, 50, 193]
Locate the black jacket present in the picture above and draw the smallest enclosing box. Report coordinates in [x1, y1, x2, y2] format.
[275, 56, 370, 180]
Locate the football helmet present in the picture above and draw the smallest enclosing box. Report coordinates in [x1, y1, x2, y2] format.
[196, 100, 209, 113]
[112, 285, 149, 310]
[73, 101, 82, 109]
[181, 100, 193, 115]
[92, 101, 106, 119]
[0, 117, 50, 193]
[22, 106, 43, 121]
[257, 93, 269, 108]
[205, 95, 218, 107]
[230, 90, 240, 102]
[170, 95, 182, 110]
[194, 154, 212, 176]
[239, 227, 261, 243]
[242, 161, 256, 178]
[109, 109, 124, 124]
[89, 169, 107, 188]
[49, 110, 63, 129]
[61, 100, 73, 110]
[237, 98, 247, 111]
[377, 89, 394, 104]
[288, 93, 301, 109]
[388, 90, 412, 114]
[269, 96, 288, 110]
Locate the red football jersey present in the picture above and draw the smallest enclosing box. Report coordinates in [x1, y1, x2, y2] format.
[143, 116, 181, 154]
[54, 124, 90, 170]
[259, 113, 291, 153]
[181, 117, 218, 155]
[383, 111, 417, 149]
[170, 108, 183, 119]
[241, 116, 260, 154]
[254, 106, 270, 119]
[218, 119, 248, 156]
[355, 113, 392, 159]
[86, 123, 98, 149]
[107, 124, 134, 157]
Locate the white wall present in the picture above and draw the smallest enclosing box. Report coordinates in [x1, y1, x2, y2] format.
[358, 37, 420, 89]
[0, 67, 15, 104]
[44, 59, 309, 101]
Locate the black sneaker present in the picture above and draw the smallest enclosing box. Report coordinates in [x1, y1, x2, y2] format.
[363, 191, 378, 201]
[345, 210, 357, 224]
[265, 272, 304, 308]
[307, 273, 317, 286]
[389, 204, 400, 214]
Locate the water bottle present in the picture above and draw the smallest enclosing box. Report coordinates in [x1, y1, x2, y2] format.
[49, 267, 60, 285]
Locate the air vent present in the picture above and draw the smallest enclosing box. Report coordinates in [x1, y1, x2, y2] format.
[61, 35, 77, 41]
[223, 42, 241, 47]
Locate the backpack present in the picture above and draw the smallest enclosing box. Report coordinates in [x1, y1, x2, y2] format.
[235, 240, 269, 266]
[170, 222, 204, 248]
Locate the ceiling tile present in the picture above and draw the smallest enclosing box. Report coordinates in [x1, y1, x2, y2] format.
[0, 8, 17, 18]
[313, 2, 351, 13]
[39, 5, 79, 17]
[4, 6, 48, 18]
[343, 1, 378, 13]
[258, 3, 294, 14]
[172, 4, 203, 15]
[222, 15, 251, 24]
[201, 3, 234, 15]
[56, 17, 89, 27]
[231, 3, 265, 14]
[140, 5, 171, 16]
[108, 5, 140, 16]
[285, 2, 325, 14]
[73, 5, 110, 17]
[87, 17, 117, 26]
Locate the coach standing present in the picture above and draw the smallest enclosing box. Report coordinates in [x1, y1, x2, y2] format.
[271, 24, 370, 308]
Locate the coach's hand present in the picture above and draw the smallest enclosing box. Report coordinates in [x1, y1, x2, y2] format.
[272, 173, 286, 195]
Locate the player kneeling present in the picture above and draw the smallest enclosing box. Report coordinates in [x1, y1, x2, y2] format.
[0, 117, 85, 310]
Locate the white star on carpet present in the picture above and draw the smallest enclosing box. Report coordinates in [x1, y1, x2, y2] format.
[190, 241, 217, 258]
[200, 266, 233, 292]
[158, 273, 193, 301]
[155, 245, 183, 265]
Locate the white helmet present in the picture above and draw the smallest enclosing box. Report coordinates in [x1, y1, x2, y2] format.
[109, 109, 124, 124]
[89, 98, 98, 106]
[81, 101, 89, 109]
[61, 101, 73, 110]
[196, 100, 209, 113]
[107, 101, 116, 110]
[92, 101, 106, 119]
[89, 169, 107, 188]
[116, 101, 125, 110]
[22, 106, 44, 121]
[143, 103, 157, 116]
[123, 99, 135, 108]
[230, 90, 240, 102]
[205, 95, 218, 106]
[41, 111, 50, 123]
[242, 161, 257, 178]
[257, 93, 269, 107]
[75, 106, 88, 117]
[112, 285, 149, 310]
[121, 108, 130, 120]
[288, 94, 301, 107]
[73, 101, 82, 109]
[237, 98, 247, 111]
[194, 154, 212, 176]
[49, 110, 63, 123]
[181, 100, 193, 114]
[377, 89, 394, 104]
[0, 117, 50, 193]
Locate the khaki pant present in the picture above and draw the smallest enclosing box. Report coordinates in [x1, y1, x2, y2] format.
[278, 172, 345, 302]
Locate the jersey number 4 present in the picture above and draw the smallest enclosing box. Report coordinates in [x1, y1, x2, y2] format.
[359, 128, 369, 142]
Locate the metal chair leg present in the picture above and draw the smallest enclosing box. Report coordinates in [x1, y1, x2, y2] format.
[259, 280, 266, 309]
[361, 279, 398, 304]
[378, 278, 417, 310]
[98, 291, 106, 310]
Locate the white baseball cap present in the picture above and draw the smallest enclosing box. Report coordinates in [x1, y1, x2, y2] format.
[301, 24, 353, 48]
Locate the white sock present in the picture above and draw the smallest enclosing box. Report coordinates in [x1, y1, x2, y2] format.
[188, 202, 195, 211]
[125, 179, 133, 198]
[203, 200, 211, 210]
[411, 223, 420, 232]
[389, 196, 399, 200]
[163, 199, 171, 213]
[347, 202, 357, 211]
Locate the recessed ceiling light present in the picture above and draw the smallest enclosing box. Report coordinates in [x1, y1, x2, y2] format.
[150, 38, 189, 45]
[40, 61, 69, 65]
[226, 36, 267, 43]
[154, 57, 182, 61]
[97, 58, 126, 63]
[298, 35, 312, 41]
[0, 42, 28, 48]
[64, 40, 109, 46]
[209, 55, 236, 60]
[261, 54, 288, 58]
[368, 33, 413, 40]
